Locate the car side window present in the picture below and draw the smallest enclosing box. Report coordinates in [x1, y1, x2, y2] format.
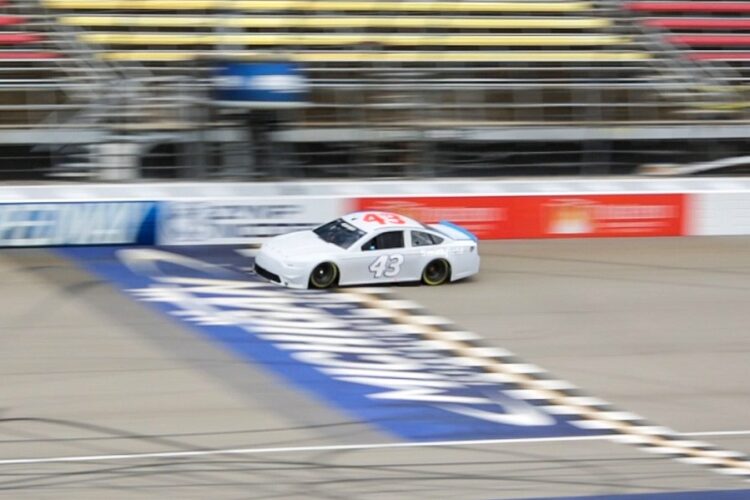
[361, 231, 404, 251]
[411, 230, 443, 247]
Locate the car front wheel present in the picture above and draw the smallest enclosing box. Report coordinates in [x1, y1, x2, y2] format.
[422, 259, 450, 286]
[309, 262, 339, 289]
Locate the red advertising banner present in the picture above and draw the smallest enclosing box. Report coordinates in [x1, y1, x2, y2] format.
[355, 194, 686, 239]
[531, 194, 686, 238]
[354, 196, 515, 239]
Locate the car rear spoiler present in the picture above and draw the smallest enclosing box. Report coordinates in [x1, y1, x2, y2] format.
[431, 220, 478, 242]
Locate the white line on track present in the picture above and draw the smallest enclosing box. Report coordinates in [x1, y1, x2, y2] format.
[2, 430, 750, 466]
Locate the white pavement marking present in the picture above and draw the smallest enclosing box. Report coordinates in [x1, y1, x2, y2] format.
[1, 430, 749, 466]
[344, 288, 750, 480]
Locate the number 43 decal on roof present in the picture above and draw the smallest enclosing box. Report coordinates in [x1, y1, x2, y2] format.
[363, 213, 405, 225]
[369, 254, 404, 278]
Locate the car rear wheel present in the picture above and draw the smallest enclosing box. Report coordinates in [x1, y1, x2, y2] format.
[422, 259, 450, 286]
[309, 262, 338, 289]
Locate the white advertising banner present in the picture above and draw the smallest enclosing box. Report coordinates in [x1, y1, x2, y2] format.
[0, 202, 156, 247]
[692, 192, 750, 235]
[158, 198, 347, 245]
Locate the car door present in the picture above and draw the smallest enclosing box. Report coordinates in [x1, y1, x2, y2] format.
[346, 230, 418, 284]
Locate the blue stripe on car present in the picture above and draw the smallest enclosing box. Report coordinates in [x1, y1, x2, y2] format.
[439, 220, 479, 241]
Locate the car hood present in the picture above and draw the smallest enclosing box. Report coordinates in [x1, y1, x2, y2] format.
[262, 230, 343, 260]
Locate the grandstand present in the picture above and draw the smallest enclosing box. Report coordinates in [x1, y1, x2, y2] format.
[0, 0, 749, 178]
[0, 0, 63, 130]
[626, 1, 750, 112]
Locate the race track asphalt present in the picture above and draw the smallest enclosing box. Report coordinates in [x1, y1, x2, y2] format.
[1, 237, 749, 499]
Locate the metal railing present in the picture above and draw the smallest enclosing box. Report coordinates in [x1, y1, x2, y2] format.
[1, 0, 749, 180]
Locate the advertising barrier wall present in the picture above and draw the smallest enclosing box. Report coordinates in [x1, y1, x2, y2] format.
[0, 202, 156, 247]
[691, 192, 750, 236]
[158, 198, 346, 245]
[2, 179, 750, 247]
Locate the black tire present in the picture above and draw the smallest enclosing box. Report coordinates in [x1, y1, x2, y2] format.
[309, 262, 339, 289]
[422, 259, 450, 286]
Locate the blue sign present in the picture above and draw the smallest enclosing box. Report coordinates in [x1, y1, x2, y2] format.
[213, 61, 308, 105]
[59, 245, 602, 442]
[0, 202, 156, 247]
[531, 490, 750, 500]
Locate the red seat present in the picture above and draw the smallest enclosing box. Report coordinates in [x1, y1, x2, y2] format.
[687, 52, 750, 61]
[0, 51, 60, 60]
[0, 33, 43, 45]
[627, 2, 750, 13]
[669, 35, 750, 46]
[0, 15, 24, 26]
[646, 18, 750, 30]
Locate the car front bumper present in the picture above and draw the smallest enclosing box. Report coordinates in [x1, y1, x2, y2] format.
[253, 250, 309, 289]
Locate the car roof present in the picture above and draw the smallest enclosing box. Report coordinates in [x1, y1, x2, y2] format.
[344, 211, 424, 232]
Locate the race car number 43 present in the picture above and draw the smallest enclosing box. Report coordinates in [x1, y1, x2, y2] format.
[363, 213, 405, 225]
[369, 254, 404, 278]
[253, 211, 479, 288]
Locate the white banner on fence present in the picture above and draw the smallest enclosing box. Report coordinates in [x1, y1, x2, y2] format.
[0, 202, 155, 247]
[158, 198, 347, 245]
[692, 192, 750, 235]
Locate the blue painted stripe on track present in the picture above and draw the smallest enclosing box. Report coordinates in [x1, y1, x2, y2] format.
[58, 245, 599, 442]
[528, 489, 750, 500]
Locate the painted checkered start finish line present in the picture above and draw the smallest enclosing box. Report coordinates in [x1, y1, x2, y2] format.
[58, 245, 750, 480]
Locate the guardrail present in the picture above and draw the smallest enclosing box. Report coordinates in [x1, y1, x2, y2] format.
[1, 178, 749, 247]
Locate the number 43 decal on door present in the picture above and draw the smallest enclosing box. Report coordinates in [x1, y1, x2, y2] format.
[369, 254, 404, 278]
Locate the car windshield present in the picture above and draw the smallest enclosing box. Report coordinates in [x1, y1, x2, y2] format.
[313, 218, 366, 249]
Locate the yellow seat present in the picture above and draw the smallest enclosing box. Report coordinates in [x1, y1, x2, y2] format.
[81, 32, 629, 46]
[688, 101, 750, 111]
[45, 0, 217, 9]
[59, 15, 612, 30]
[100, 50, 651, 63]
[44, 0, 593, 13]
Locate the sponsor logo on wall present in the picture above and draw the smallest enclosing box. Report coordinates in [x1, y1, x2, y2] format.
[158, 198, 344, 245]
[541, 195, 684, 237]
[0, 202, 156, 247]
[544, 198, 595, 235]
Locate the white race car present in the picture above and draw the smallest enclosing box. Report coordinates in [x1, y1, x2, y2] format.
[254, 211, 480, 289]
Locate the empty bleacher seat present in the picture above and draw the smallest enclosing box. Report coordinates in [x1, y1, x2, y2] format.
[99, 50, 650, 63]
[47, 0, 643, 64]
[0, 8, 48, 54]
[627, 2, 750, 13]
[0, 50, 59, 59]
[78, 32, 629, 47]
[41, 0, 666, 125]
[688, 52, 750, 61]
[624, 0, 750, 114]
[626, 2, 750, 62]
[1, 0, 68, 131]
[0, 32, 43, 43]
[43, 0, 598, 13]
[668, 35, 750, 46]
[645, 19, 750, 30]
[0, 14, 24, 26]
[58, 15, 613, 30]
[0, 2, 59, 58]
